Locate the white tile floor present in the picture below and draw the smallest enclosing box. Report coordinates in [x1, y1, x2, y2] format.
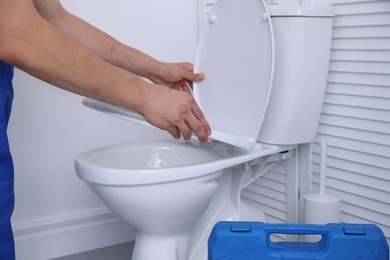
[51, 242, 134, 260]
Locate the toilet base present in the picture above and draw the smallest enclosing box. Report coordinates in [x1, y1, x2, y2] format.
[131, 233, 191, 260]
[130, 201, 266, 260]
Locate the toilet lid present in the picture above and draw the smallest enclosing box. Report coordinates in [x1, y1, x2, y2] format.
[193, 0, 274, 149]
[82, 0, 274, 150]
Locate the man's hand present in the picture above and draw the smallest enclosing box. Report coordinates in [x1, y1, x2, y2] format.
[138, 83, 211, 143]
[143, 62, 211, 142]
[149, 62, 205, 93]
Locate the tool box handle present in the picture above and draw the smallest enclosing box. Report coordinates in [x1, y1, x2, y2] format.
[260, 224, 336, 255]
[261, 223, 332, 237]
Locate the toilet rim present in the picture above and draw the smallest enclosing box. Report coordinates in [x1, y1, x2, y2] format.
[75, 140, 294, 186]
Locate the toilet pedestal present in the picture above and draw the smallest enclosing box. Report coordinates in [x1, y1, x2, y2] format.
[132, 233, 191, 260]
[188, 150, 293, 260]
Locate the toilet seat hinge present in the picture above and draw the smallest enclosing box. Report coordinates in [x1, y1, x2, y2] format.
[241, 149, 293, 190]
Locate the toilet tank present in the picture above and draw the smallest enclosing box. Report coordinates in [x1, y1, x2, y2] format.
[259, 4, 334, 145]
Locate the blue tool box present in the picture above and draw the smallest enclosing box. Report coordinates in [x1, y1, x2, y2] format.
[208, 222, 389, 259]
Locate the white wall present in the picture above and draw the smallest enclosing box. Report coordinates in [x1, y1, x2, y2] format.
[8, 0, 198, 259]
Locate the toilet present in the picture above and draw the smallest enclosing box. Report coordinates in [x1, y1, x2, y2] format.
[75, 1, 334, 259]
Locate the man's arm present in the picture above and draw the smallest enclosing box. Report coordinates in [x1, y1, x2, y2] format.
[0, 0, 210, 142]
[32, 0, 204, 87]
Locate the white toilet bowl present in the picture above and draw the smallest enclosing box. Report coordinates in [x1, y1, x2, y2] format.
[76, 141, 293, 260]
[75, 0, 334, 259]
[76, 141, 223, 259]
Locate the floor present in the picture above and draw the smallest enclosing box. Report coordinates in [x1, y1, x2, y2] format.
[51, 242, 135, 260]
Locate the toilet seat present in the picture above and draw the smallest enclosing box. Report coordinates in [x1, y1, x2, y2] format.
[82, 0, 274, 150]
[75, 140, 290, 185]
[193, 0, 274, 149]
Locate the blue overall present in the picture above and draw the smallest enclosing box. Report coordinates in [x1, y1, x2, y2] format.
[0, 60, 15, 260]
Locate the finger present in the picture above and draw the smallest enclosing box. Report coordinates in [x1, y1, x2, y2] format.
[181, 82, 192, 94]
[176, 123, 192, 141]
[195, 72, 205, 82]
[172, 80, 193, 94]
[184, 64, 205, 83]
[186, 109, 211, 143]
[187, 117, 208, 143]
[177, 79, 188, 90]
[167, 126, 181, 139]
[192, 105, 212, 137]
[189, 72, 205, 82]
[149, 116, 181, 140]
[172, 81, 184, 91]
[187, 80, 193, 89]
[158, 120, 181, 139]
